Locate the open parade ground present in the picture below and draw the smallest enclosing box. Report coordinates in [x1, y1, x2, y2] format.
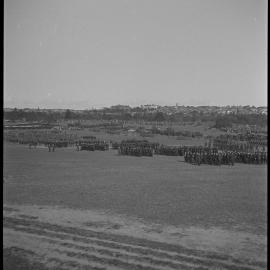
[3, 143, 267, 270]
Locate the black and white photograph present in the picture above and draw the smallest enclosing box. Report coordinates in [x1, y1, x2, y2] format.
[3, 0, 267, 269]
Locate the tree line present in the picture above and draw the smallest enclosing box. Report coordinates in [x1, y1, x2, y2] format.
[4, 108, 267, 129]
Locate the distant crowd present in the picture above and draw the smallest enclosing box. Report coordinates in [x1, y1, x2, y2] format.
[4, 130, 267, 166]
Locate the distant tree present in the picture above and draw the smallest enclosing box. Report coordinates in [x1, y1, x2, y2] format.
[154, 112, 166, 122]
[46, 112, 57, 123]
[122, 113, 132, 120]
[214, 116, 233, 129]
[65, 109, 72, 119]
[214, 113, 267, 129]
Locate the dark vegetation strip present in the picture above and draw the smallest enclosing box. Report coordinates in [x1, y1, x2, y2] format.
[18, 214, 39, 220]
[4, 107, 267, 128]
[3, 207, 19, 212]
[4, 219, 265, 270]
[3, 216, 266, 268]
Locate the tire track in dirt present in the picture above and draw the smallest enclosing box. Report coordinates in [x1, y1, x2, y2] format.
[3, 215, 266, 270]
[3, 225, 208, 270]
[2, 215, 258, 264]
[3, 224, 258, 270]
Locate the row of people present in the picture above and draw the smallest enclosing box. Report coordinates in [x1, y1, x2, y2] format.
[118, 146, 153, 157]
[76, 140, 109, 151]
[234, 152, 267, 164]
[213, 141, 266, 152]
[184, 152, 235, 166]
[184, 151, 267, 165]
[156, 146, 218, 156]
[120, 140, 159, 150]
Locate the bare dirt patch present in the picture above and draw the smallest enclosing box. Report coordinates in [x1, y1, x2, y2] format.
[3, 204, 267, 269]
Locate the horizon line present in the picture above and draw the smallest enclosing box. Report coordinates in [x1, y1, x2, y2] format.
[3, 104, 268, 110]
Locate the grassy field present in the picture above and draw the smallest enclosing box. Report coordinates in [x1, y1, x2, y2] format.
[66, 119, 223, 143]
[4, 143, 267, 235]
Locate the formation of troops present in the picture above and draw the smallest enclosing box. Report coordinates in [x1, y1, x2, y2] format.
[76, 139, 109, 151]
[234, 151, 267, 164]
[184, 151, 235, 166]
[118, 140, 157, 157]
[155, 145, 218, 156]
[4, 130, 76, 149]
[4, 130, 267, 166]
[47, 142, 56, 152]
[213, 134, 267, 152]
[184, 151, 267, 166]
[111, 142, 120, 149]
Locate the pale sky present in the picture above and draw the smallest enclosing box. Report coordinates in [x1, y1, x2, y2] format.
[4, 0, 267, 109]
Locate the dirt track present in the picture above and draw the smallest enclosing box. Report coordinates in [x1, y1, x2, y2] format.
[3, 205, 267, 270]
